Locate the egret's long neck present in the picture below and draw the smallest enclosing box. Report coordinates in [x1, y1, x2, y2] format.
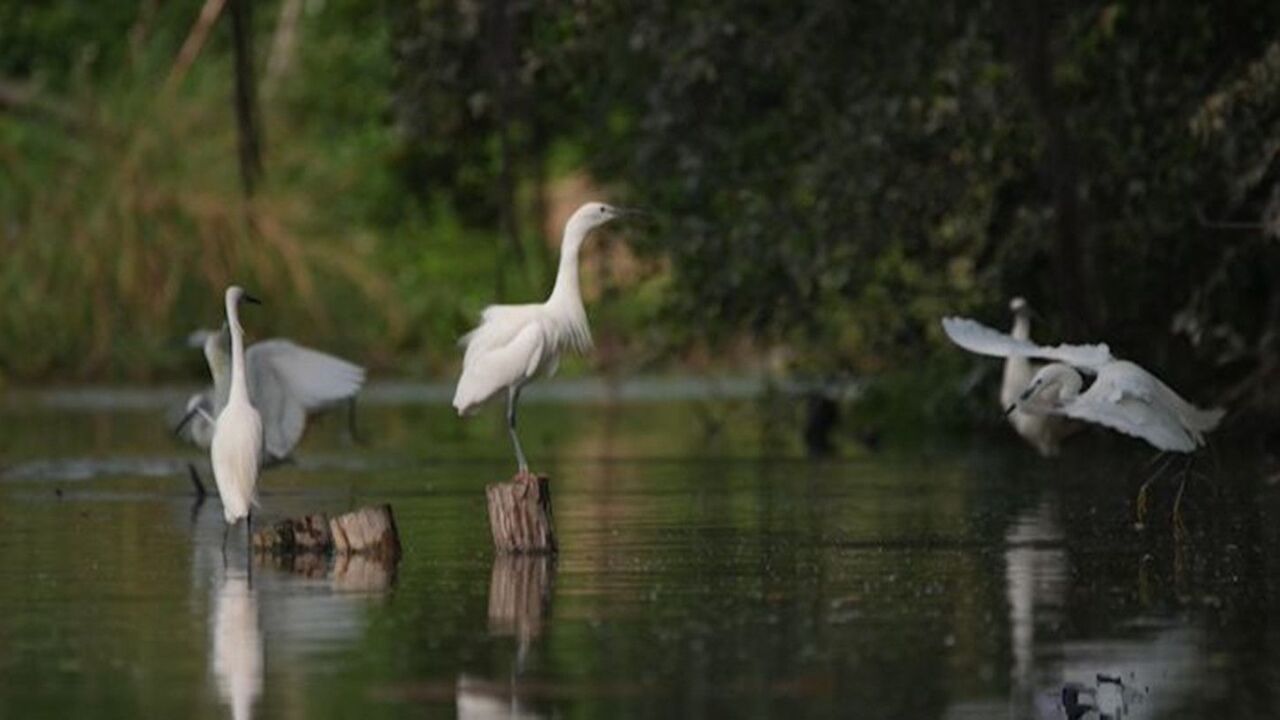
[226, 299, 250, 405]
[1001, 314, 1033, 407]
[547, 224, 587, 307]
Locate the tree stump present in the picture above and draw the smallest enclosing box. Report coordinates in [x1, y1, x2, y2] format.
[252, 504, 401, 561]
[330, 504, 401, 561]
[485, 473, 557, 554]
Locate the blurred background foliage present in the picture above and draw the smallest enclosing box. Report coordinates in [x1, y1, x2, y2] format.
[2, 0, 1280, 417]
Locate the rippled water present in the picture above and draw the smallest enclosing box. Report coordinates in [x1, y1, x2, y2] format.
[0, 381, 1277, 718]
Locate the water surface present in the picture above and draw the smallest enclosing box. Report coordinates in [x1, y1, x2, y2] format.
[0, 381, 1276, 718]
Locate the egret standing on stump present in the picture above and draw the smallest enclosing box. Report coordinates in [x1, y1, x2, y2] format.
[1001, 298, 1078, 457]
[211, 286, 264, 551]
[453, 202, 634, 476]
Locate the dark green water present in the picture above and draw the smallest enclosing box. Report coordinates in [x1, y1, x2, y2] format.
[0, 383, 1277, 719]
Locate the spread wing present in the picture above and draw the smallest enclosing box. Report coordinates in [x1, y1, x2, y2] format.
[246, 340, 366, 460]
[1146, 372, 1226, 433]
[941, 317, 1113, 372]
[1054, 363, 1199, 452]
[453, 320, 547, 415]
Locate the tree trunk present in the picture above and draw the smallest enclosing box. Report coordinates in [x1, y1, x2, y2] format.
[1005, 0, 1096, 336]
[263, 0, 304, 98]
[487, 0, 524, 296]
[229, 0, 263, 197]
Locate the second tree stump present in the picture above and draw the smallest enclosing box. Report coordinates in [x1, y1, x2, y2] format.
[485, 473, 557, 554]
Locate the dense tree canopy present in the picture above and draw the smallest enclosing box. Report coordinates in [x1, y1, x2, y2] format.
[2, 0, 1280, 415]
[391, 0, 1280, 405]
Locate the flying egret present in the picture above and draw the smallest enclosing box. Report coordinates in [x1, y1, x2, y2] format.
[453, 201, 635, 475]
[942, 316, 1224, 453]
[1001, 298, 1078, 457]
[175, 327, 366, 465]
[211, 286, 264, 549]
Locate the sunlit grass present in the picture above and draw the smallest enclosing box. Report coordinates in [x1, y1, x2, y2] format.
[0, 56, 412, 381]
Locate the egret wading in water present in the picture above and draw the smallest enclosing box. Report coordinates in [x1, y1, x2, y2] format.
[175, 327, 365, 494]
[210, 286, 265, 553]
[453, 202, 636, 476]
[942, 316, 1225, 525]
[1001, 298, 1079, 457]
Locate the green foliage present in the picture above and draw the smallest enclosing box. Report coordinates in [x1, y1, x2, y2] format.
[5, 0, 1280, 412]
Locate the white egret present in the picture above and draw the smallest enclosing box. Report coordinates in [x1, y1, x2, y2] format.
[210, 286, 264, 546]
[176, 328, 365, 467]
[453, 201, 635, 474]
[942, 316, 1224, 453]
[1001, 298, 1078, 457]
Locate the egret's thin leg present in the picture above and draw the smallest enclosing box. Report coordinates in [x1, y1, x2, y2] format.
[346, 397, 364, 445]
[246, 512, 254, 584]
[1136, 453, 1176, 526]
[221, 523, 230, 566]
[187, 463, 208, 499]
[1171, 455, 1196, 534]
[507, 385, 529, 475]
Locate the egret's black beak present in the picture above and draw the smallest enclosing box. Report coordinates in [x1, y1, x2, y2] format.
[243, 294, 262, 305]
[173, 407, 199, 436]
[1004, 404, 1018, 417]
[616, 207, 653, 221]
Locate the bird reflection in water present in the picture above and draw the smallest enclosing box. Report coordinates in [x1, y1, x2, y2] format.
[188, 498, 400, 719]
[1004, 496, 1203, 719]
[210, 569, 263, 720]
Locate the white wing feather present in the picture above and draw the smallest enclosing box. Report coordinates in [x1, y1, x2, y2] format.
[1053, 363, 1200, 452]
[246, 340, 365, 460]
[248, 340, 365, 409]
[942, 317, 1114, 372]
[453, 320, 547, 415]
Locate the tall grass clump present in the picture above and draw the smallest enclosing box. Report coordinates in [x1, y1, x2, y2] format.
[0, 35, 404, 382]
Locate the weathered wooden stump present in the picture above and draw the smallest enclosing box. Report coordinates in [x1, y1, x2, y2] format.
[330, 504, 402, 561]
[488, 555, 555, 640]
[252, 504, 401, 561]
[485, 473, 557, 554]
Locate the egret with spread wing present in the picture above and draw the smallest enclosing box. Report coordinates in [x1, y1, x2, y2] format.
[176, 328, 365, 465]
[453, 202, 635, 474]
[942, 316, 1224, 453]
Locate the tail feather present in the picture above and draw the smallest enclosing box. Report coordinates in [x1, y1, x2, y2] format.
[1185, 405, 1225, 433]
